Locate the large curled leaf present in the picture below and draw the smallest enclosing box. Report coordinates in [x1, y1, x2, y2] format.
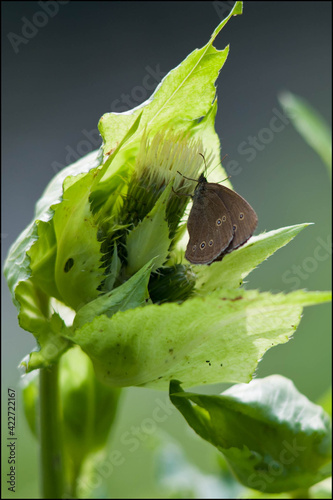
[71, 289, 330, 389]
[170, 376, 332, 493]
[98, 1, 243, 181]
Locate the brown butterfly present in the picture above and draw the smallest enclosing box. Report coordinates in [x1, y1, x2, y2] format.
[185, 173, 258, 265]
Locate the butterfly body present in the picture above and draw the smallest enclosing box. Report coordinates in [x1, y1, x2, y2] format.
[185, 174, 257, 265]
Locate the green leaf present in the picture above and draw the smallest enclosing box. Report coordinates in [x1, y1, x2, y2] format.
[20, 309, 70, 372]
[92, 110, 143, 188]
[279, 91, 332, 175]
[53, 169, 104, 311]
[98, 1, 243, 178]
[27, 220, 61, 301]
[72, 259, 153, 330]
[35, 150, 103, 219]
[189, 98, 226, 178]
[104, 243, 121, 292]
[170, 376, 332, 493]
[71, 288, 330, 389]
[194, 223, 311, 292]
[126, 182, 173, 275]
[4, 223, 38, 307]
[13, 278, 70, 371]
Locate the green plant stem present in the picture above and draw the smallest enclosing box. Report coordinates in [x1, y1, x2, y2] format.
[40, 364, 65, 499]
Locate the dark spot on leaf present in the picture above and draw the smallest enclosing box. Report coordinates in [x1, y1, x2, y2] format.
[64, 258, 74, 273]
[169, 348, 174, 354]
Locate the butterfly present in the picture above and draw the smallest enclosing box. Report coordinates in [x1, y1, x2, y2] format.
[185, 173, 258, 265]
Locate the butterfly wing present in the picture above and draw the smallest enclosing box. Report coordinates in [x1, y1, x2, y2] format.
[185, 185, 234, 264]
[212, 184, 258, 253]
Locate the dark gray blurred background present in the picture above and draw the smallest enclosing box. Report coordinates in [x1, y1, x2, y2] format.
[1, 2, 331, 498]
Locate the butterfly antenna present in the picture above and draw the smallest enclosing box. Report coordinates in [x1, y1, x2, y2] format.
[172, 185, 192, 198]
[176, 171, 198, 182]
[199, 153, 229, 177]
[219, 155, 231, 183]
[199, 153, 208, 177]
[217, 174, 232, 184]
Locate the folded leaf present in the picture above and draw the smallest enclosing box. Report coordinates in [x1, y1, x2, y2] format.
[194, 223, 311, 291]
[126, 183, 173, 275]
[170, 376, 332, 493]
[73, 259, 154, 330]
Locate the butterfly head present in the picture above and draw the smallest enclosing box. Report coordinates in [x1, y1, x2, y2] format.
[197, 173, 208, 184]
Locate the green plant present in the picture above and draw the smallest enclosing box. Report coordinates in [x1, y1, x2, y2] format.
[4, 2, 331, 498]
